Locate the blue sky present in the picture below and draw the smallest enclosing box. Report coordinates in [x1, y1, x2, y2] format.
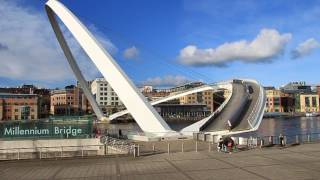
[1, 0, 320, 88]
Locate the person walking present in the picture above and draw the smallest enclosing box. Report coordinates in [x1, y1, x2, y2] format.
[217, 138, 223, 152]
[279, 134, 284, 147]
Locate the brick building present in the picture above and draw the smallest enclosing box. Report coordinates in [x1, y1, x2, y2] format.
[50, 85, 84, 116]
[0, 85, 50, 118]
[0, 93, 38, 121]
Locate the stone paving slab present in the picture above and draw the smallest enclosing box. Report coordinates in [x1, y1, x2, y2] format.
[187, 168, 266, 180]
[119, 161, 175, 175]
[1, 143, 320, 180]
[217, 155, 280, 167]
[170, 158, 233, 171]
[244, 164, 320, 180]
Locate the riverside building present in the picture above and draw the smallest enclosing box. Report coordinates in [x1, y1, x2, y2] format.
[0, 93, 38, 121]
[91, 78, 124, 115]
[50, 85, 85, 116]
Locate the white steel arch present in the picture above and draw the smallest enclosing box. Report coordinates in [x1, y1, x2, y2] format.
[45, 0, 173, 135]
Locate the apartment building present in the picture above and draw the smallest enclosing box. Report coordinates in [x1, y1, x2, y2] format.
[91, 78, 124, 115]
[0, 93, 38, 121]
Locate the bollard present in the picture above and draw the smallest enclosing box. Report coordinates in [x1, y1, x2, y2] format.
[195, 141, 198, 152]
[167, 143, 170, 155]
[82, 146, 84, 157]
[137, 145, 140, 157]
[208, 142, 211, 152]
[307, 134, 311, 142]
[284, 136, 287, 146]
[296, 135, 299, 144]
[260, 139, 264, 148]
[152, 144, 155, 152]
[268, 136, 273, 145]
[181, 141, 184, 153]
[18, 149, 20, 160]
[61, 146, 63, 158]
[39, 147, 42, 159]
[133, 145, 136, 158]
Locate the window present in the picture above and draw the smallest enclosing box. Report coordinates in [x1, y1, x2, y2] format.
[111, 97, 114, 100]
[312, 97, 317, 107]
[100, 88, 103, 91]
[104, 88, 107, 91]
[31, 115, 34, 119]
[100, 93, 103, 96]
[305, 97, 310, 107]
[115, 97, 118, 100]
[104, 93, 107, 95]
[100, 102, 103, 105]
[104, 97, 107, 100]
[15, 115, 18, 120]
[15, 109, 18, 112]
[100, 97, 103, 100]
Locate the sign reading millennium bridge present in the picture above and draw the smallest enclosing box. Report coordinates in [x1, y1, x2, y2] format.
[0, 120, 93, 139]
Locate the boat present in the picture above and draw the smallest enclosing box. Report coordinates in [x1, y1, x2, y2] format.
[305, 112, 320, 117]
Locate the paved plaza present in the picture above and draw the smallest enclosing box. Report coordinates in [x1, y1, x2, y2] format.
[1, 143, 320, 180]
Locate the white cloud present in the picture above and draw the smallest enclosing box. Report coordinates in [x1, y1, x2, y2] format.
[142, 75, 192, 87]
[291, 38, 320, 59]
[0, 0, 116, 84]
[123, 46, 139, 59]
[179, 28, 292, 66]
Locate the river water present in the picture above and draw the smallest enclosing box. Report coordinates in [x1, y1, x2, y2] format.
[105, 116, 320, 138]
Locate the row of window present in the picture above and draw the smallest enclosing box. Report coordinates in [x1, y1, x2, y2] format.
[4, 115, 35, 120]
[53, 96, 73, 100]
[4, 108, 35, 112]
[99, 87, 114, 92]
[305, 97, 318, 107]
[2, 96, 35, 99]
[100, 102, 119, 105]
[54, 102, 74, 105]
[1, 103, 36, 105]
[99, 97, 118, 100]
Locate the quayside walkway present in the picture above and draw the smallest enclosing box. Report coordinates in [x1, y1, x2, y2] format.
[1, 143, 320, 180]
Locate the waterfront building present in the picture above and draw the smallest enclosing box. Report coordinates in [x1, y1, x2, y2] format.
[140, 86, 170, 101]
[178, 90, 215, 112]
[297, 93, 319, 112]
[169, 81, 205, 93]
[264, 87, 284, 112]
[91, 78, 124, 115]
[50, 85, 84, 116]
[0, 93, 38, 121]
[0, 85, 50, 118]
[140, 85, 153, 93]
[280, 81, 312, 94]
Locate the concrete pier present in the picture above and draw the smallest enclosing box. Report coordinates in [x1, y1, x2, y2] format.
[1, 143, 320, 179]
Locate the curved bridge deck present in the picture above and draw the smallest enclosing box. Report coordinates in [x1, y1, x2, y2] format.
[201, 80, 261, 133]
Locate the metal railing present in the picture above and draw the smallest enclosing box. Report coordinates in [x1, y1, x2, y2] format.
[0, 136, 138, 161]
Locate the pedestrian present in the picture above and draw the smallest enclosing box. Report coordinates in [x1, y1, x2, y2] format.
[217, 138, 223, 152]
[279, 134, 284, 147]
